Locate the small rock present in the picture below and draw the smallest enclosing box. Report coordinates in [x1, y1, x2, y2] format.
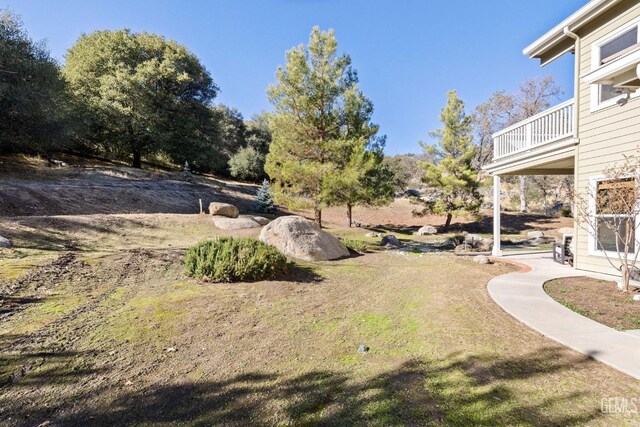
[464, 234, 482, 244]
[380, 235, 400, 247]
[633, 294, 640, 302]
[474, 238, 494, 252]
[252, 216, 270, 226]
[617, 281, 625, 290]
[0, 235, 11, 248]
[165, 347, 177, 353]
[473, 255, 491, 264]
[454, 243, 473, 253]
[108, 350, 116, 356]
[416, 225, 438, 236]
[365, 231, 383, 238]
[357, 344, 369, 354]
[212, 216, 261, 230]
[527, 231, 545, 239]
[208, 202, 239, 218]
[124, 380, 133, 386]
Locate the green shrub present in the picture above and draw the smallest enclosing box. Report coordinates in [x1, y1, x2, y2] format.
[228, 146, 265, 181]
[342, 238, 369, 253]
[185, 237, 287, 282]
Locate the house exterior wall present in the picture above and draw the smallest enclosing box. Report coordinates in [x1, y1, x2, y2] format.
[573, 0, 640, 275]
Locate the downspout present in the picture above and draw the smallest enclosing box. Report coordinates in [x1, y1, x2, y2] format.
[564, 26, 580, 269]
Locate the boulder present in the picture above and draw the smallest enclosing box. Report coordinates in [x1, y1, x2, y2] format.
[464, 234, 482, 244]
[454, 243, 473, 253]
[529, 236, 554, 245]
[259, 216, 349, 261]
[527, 230, 545, 239]
[557, 227, 574, 235]
[416, 225, 438, 236]
[252, 216, 270, 226]
[473, 255, 492, 264]
[212, 216, 261, 230]
[0, 235, 11, 248]
[365, 231, 383, 238]
[380, 235, 400, 248]
[474, 238, 494, 252]
[208, 202, 239, 218]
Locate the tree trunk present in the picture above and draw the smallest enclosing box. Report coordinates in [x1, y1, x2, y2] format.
[347, 204, 353, 228]
[132, 149, 142, 169]
[519, 176, 527, 212]
[314, 208, 322, 227]
[444, 212, 453, 230]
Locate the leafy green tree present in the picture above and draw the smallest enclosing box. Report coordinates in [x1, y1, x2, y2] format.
[416, 90, 482, 229]
[211, 104, 247, 173]
[325, 144, 394, 227]
[0, 9, 69, 153]
[228, 146, 265, 181]
[63, 29, 219, 168]
[244, 112, 272, 155]
[266, 27, 378, 226]
[255, 179, 276, 213]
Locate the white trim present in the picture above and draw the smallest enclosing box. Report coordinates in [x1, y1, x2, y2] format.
[586, 175, 640, 258]
[588, 17, 640, 112]
[523, 0, 623, 59]
[483, 139, 577, 175]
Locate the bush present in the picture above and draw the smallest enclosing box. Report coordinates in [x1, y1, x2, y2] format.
[228, 146, 265, 181]
[341, 238, 369, 253]
[185, 237, 287, 282]
[255, 179, 276, 213]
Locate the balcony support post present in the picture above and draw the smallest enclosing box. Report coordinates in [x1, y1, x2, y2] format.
[492, 174, 502, 257]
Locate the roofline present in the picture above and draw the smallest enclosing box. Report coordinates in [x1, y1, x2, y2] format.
[523, 0, 624, 59]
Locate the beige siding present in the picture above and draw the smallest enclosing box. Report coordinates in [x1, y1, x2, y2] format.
[573, 0, 640, 276]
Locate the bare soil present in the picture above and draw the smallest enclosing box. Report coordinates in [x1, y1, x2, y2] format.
[545, 277, 640, 330]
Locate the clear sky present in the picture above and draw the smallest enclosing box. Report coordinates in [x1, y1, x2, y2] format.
[4, 0, 587, 155]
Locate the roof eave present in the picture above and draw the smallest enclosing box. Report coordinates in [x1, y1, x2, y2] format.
[522, 0, 622, 60]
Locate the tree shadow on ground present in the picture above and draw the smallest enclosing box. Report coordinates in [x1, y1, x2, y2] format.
[39, 347, 604, 426]
[278, 264, 325, 284]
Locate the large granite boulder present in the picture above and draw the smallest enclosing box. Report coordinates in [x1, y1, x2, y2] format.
[259, 216, 349, 261]
[527, 230, 545, 239]
[212, 216, 261, 230]
[416, 225, 438, 236]
[208, 202, 239, 218]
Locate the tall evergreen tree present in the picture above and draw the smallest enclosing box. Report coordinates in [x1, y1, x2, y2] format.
[265, 27, 378, 226]
[417, 90, 482, 229]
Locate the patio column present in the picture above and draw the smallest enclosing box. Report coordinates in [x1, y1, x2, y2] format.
[492, 175, 502, 257]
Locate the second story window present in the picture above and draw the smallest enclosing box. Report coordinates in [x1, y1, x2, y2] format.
[592, 21, 640, 108]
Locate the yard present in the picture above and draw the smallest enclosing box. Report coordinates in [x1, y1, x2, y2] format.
[1, 213, 639, 426]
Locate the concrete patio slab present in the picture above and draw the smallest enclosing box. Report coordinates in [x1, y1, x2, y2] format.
[487, 252, 640, 380]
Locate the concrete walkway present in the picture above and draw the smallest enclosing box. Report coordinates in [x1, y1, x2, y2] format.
[487, 252, 640, 380]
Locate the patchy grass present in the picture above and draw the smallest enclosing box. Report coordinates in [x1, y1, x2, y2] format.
[545, 277, 640, 330]
[1, 247, 639, 425]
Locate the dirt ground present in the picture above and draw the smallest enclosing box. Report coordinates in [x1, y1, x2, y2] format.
[545, 277, 640, 330]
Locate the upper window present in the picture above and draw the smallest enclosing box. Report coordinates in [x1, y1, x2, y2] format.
[599, 27, 638, 65]
[592, 21, 640, 107]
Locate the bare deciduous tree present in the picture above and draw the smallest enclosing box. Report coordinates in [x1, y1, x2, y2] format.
[573, 150, 640, 291]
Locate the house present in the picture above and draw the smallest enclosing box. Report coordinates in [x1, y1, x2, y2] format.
[484, 0, 640, 276]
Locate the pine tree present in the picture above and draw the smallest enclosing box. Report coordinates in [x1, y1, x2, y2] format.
[417, 90, 482, 229]
[265, 27, 377, 227]
[255, 179, 276, 213]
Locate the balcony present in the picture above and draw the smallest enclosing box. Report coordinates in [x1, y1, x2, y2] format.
[492, 99, 575, 161]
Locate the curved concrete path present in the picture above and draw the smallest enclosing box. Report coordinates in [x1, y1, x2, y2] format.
[488, 252, 640, 380]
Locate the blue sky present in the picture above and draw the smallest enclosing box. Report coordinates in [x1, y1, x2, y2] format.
[4, 0, 586, 154]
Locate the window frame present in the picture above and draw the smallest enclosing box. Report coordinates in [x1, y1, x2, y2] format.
[590, 18, 640, 112]
[587, 175, 640, 258]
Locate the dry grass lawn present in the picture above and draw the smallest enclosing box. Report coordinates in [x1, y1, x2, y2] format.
[1, 214, 639, 426]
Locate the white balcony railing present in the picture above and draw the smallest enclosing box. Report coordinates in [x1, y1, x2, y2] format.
[492, 98, 575, 160]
